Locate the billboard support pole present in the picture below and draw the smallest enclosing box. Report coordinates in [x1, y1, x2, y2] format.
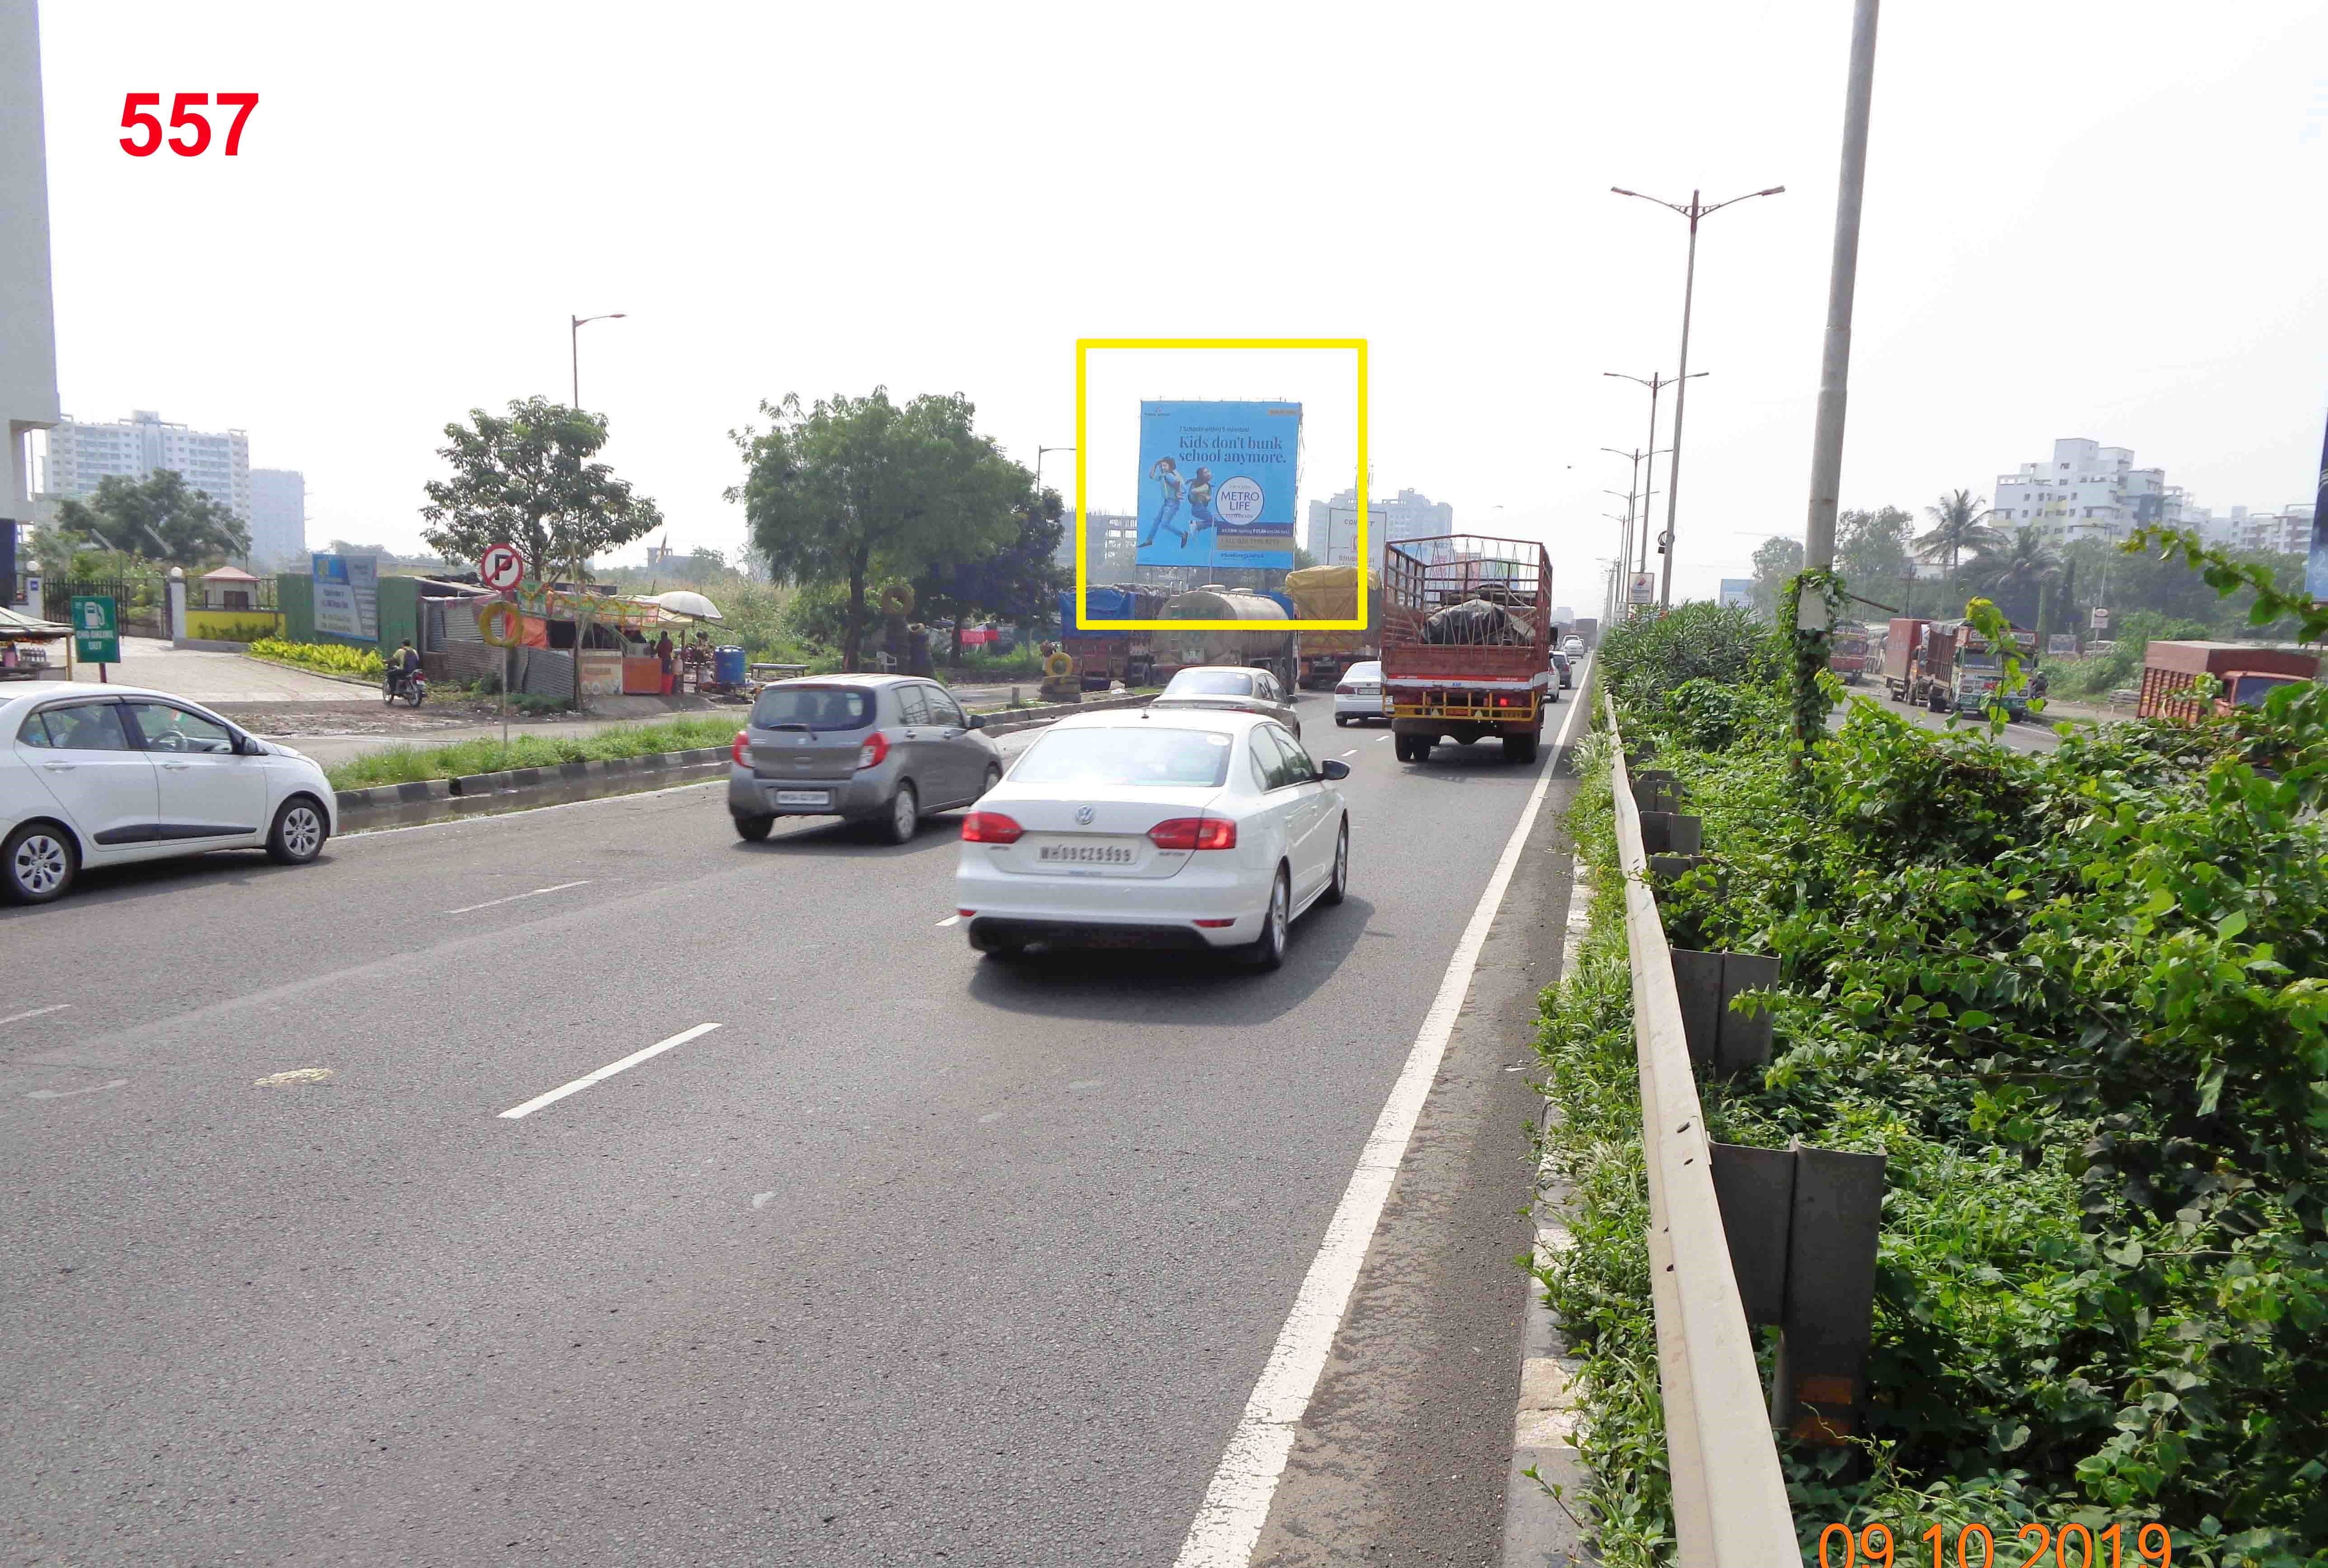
[2308, 398, 2328, 604]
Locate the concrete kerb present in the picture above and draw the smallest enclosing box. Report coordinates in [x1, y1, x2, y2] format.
[333, 715, 1139, 832]
[977, 691, 1151, 736]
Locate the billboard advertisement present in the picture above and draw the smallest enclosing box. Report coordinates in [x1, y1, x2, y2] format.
[1135, 401, 1300, 571]
[1718, 577, 1752, 609]
[312, 552, 378, 641]
[2309, 410, 2328, 601]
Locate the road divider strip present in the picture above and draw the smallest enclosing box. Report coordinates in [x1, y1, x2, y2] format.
[445, 880, 594, 916]
[1173, 682, 1585, 1568]
[497, 1022, 723, 1120]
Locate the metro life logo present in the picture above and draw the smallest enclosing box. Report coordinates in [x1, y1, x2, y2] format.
[119, 94, 259, 157]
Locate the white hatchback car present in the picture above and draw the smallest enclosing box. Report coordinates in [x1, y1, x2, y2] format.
[1333, 660, 1386, 727]
[955, 708, 1350, 969]
[2, 681, 338, 904]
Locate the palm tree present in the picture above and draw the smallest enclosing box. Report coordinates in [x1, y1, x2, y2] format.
[1961, 524, 2061, 626]
[1915, 490, 1998, 586]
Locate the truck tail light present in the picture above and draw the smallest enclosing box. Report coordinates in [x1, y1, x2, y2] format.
[732, 730, 750, 765]
[1149, 817, 1236, 851]
[855, 730, 890, 771]
[961, 812, 1023, 844]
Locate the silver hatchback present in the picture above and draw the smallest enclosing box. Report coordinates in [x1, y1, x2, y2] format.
[729, 674, 1003, 843]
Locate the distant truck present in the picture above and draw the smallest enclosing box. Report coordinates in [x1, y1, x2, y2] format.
[1158, 585, 1300, 691]
[1886, 615, 2038, 718]
[1572, 617, 1599, 651]
[1830, 622, 1873, 684]
[2136, 641, 2319, 722]
[1058, 585, 1167, 690]
[1284, 564, 1381, 689]
[1381, 535, 1554, 764]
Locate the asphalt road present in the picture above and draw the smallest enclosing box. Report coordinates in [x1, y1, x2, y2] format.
[1831, 682, 2075, 754]
[2, 678, 1593, 1566]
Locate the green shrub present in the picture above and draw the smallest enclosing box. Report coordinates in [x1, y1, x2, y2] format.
[326, 715, 742, 791]
[248, 637, 383, 680]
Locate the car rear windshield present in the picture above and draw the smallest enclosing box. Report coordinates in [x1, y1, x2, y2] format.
[751, 685, 874, 731]
[1167, 670, 1255, 697]
[1012, 727, 1233, 788]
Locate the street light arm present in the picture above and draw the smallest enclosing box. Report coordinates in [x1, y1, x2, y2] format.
[1699, 186, 1788, 218]
[1611, 186, 1694, 218]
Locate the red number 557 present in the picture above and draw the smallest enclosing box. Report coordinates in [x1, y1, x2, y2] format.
[120, 93, 258, 157]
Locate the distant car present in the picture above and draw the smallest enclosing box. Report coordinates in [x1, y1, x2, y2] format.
[2, 681, 337, 904]
[1562, 635, 1585, 659]
[1148, 665, 1302, 740]
[1332, 660, 1386, 727]
[1550, 649, 1572, 689]
[956, 708, 1349, 969]
[729, 674, 1002, 844]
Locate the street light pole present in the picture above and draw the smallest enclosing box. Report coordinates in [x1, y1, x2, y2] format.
[1614, 183, 1784, 605]
[1035, 445, 1075, 501]
[570, 312, 627, 408]
[1605, 371, 1703, 608]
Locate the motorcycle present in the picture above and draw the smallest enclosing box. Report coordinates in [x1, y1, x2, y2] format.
[384, 667, 427, 707]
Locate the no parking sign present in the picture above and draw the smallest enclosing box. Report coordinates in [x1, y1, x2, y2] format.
[479, 543, 525, 592]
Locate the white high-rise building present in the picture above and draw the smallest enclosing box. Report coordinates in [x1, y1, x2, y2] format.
[247, 468, 306, 569]
[2187, 503, 2315, 556]
[42, 410, 252, 523]
[1307, 487, 1454, 571]
[1991, 438, 2185, 545]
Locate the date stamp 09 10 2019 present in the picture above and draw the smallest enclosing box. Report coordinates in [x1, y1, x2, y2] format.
[1819, 1521, 2177, 1568]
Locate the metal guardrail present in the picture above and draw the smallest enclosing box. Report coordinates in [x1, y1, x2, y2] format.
[1604, 693, 1798, 1567]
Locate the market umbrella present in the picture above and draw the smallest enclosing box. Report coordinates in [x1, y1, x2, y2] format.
[648, 590, 723, 622]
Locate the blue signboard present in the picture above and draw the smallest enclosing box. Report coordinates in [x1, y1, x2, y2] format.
[1134, 401, 1300, 571]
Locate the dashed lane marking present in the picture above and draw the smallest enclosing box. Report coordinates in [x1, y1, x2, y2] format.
[446, 880, 593, 915]
[0, 1004, 72, 1028]
[498, 1022, 723, 1120]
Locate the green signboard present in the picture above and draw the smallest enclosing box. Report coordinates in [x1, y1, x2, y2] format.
[70, 595, 119, 665]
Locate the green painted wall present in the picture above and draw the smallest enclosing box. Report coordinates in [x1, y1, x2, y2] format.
[272, 571, 375, 648]
[375, 577, 420, 654]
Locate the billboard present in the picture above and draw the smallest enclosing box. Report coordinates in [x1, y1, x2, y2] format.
[1630, 572, 1656, 605]
[1718, 577, 1752, 609]
[1134, 401, 1300, 571]
[312, 552, 378, 640]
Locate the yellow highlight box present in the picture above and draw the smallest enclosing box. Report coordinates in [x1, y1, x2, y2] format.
[1074, 338, 1367, 632]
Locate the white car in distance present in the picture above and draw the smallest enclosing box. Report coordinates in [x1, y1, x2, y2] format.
[955, 708, 1350, 969]
[1332, 660, 1386, 727]
[2, 681, 338, 904]
[1561, 636, 1585, 659]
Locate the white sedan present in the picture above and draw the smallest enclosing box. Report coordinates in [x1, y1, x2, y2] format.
[2, 681, 338, 904]
[955, 708, 1350, 969]
[1332, 660, 1386, 727]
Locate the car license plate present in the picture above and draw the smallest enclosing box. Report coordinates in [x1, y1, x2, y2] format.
[774, 790, 830, 806]
[1038, 843, 1134, 864]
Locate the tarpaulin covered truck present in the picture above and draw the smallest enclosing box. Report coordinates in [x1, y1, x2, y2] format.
[1057, 585, 1167, 690]
[1381, 535, 1554, 764]
[2136, 641, 2319, 722]
[1284, 564, 1381, 688]
[1887, 615, 2038, 717]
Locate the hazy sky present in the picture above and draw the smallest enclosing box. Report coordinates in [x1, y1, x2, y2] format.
[29, 0, 2328, 605]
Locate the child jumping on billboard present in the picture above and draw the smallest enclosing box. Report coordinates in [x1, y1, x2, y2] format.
[1185, 467, 1221, 544]
[1141, 458, 1187, 548]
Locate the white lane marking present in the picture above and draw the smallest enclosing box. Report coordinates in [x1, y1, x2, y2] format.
[935, 914, 961, 927]
[751, 1191, 777, 1210]
[27, 1077, 127, 1102]
[1173, 692, 1573, 1568]
[978, 1110, 1006, 1124]
[445, 879, 593, 915]
[498, 1022, 723, 1120]
[1375, 735, 1393, 744]
[1339, 749, 1356, 758]
[0, 1004, 72, 1028]
[254, 1067, 334, 1087]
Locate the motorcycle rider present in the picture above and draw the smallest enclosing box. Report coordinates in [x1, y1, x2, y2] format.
[388, 638, 422, 697]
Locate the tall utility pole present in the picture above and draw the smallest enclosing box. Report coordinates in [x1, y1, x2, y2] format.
[571, 313, 626, 407]
[1605, 371, 1702, 608]
[1803, 0, 1881, 588]
[1614, 183, 1784, 608]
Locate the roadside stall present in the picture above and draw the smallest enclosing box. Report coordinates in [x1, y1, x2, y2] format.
[644, 590, 749, 694]
[514, 586, 677, 696]
[0, 605, 72, 679]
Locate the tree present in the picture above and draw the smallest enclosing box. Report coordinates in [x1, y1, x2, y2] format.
[51, 470, 251, 567]
[1748, 534, 1804, 619]
[1961, 524, 2061, 627]
[728, 388, 1024, 670]
[1292, 546, 1319, 571]
[1835, 506, 1914, 606]
[919, 487, 1067, 661]
[419, 398, 663, 583]
[1915, 489, 1997, 585]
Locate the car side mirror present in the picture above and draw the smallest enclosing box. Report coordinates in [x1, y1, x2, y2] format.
[966, 713, 986, 730]
[1320, 759, 1350, 781]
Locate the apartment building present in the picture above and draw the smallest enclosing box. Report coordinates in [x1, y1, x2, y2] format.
[1992, 438, 2184, 544]
[42, 410, 252, 523]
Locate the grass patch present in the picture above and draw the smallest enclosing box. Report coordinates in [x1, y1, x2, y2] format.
[327, 716, 741, 791]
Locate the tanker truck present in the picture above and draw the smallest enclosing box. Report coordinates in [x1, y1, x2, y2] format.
[1158, 585, 1300, 691]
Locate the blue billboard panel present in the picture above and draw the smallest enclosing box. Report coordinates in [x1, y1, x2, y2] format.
[1134, 401, 1300, 571]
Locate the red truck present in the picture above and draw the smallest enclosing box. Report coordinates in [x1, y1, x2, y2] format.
[1886, 615, 2037, 718]
[2136, 641, 2318, 721]
[1381, 535, 1554, 764]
